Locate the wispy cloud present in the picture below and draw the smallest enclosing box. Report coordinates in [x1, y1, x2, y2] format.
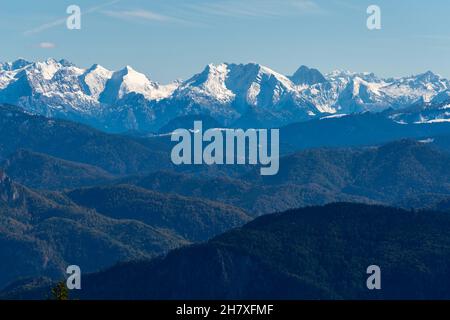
[22, 0, 320, 36]
[24, 18, 67, 36]
[23, 0, 120, 36]
[101, 9, 173, 22]
[38, 42, 56, 49]
[183, 0, 322, 19]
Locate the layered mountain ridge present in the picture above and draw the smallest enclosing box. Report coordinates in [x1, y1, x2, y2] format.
[0, 170, 249, 289]
[1, 101, 450, 298]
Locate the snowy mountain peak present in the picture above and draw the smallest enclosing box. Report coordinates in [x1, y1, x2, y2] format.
[0, 58, 32, 71]
[30, 59, 63, 80]
[59, 59, 75, 67]
[1, 58, 450, 132]
[99, 65, 153, 102]
[326, 69, 355, 78]
[177, 63, 234, 104]
[119, 65, 139, 74]
[326, 69, 380, 83]
[81, 64, 113, 99]
[99, 65, 177, 103]
[176, 62, 298, 108]
[199, 63, 230, 82]
[337, 77, 379, 107]
[416, 70, 441, 82]
[86, 63, 109, 73]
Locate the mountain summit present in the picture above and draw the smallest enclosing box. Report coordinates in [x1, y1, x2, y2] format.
[290, 65, 328, 86]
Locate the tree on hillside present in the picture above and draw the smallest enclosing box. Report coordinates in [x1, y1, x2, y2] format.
[50, 281, 69, 300]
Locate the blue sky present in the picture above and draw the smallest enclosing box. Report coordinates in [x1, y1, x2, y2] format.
[1, 0, 450, 83]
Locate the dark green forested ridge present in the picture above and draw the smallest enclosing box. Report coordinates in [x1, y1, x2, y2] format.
[0, 172, 249, 289]
[5, 202, 450, 300]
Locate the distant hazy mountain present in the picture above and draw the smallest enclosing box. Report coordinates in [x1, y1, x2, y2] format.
[2, 101, 450, 216]
[1, 59, 449, 132]
[388, 90, 450, 125]
[280, 112, 450, 153]
[2, 149, 114, 190]
[7, 203, 450, 299]
[121, 139, 450, 215]
[0, 104, 172, 175]
[3, 106, 447, 216]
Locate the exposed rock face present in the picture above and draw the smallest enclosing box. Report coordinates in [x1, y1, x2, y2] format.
[0, 171, 20, 203]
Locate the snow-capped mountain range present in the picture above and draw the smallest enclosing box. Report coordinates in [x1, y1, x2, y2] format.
[1, 58, 450, 132]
